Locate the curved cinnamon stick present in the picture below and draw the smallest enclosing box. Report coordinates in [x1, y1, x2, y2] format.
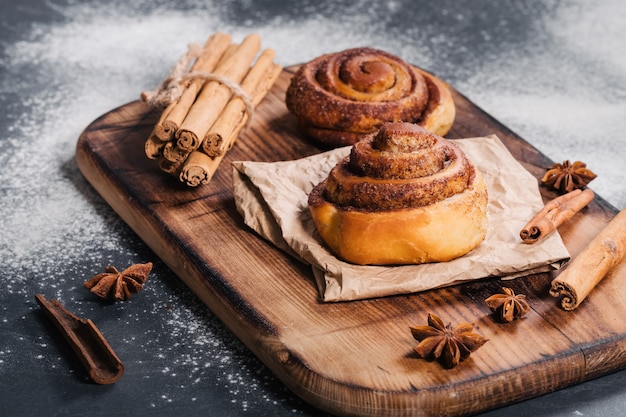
[520, 188, 595, 243]
[35, 294, 124, 384]
[549, 208, 626, 310]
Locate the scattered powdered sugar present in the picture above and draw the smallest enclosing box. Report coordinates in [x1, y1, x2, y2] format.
[455, 1, 626, 209]
[1, 0, 625, 415]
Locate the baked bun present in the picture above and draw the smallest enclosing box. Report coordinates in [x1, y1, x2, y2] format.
[286, 47, 455, 148]
[308, 122, 488, 265]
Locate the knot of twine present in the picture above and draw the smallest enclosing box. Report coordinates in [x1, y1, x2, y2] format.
[141, 43, 255, 129]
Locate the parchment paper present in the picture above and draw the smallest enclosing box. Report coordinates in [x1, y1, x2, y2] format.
[232, 135, 570, 302]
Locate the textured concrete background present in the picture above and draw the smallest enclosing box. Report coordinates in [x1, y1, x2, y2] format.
[1, 1, 625, 416]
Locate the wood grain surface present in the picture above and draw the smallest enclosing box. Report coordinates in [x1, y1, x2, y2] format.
[75, 66, 626, 417]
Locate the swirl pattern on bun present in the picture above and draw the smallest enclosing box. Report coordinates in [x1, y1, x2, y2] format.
[286, 47, 455, 148]
[308, 122, 488, 265]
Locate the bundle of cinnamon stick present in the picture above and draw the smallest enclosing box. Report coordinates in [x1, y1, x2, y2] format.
[143, 32, 282, 186]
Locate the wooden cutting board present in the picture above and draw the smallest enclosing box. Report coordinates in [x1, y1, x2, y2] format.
[75, 66, 626, 417]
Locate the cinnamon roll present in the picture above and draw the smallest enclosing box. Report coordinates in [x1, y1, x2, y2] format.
[308, 122, 488, 265]
[286, 47, 455, 148]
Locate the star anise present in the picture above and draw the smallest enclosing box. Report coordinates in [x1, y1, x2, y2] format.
[409, 313, 488, 369]
[84, 262, 153, 301]
[541, 160, 596, 194]
[485, 287, 530, 323]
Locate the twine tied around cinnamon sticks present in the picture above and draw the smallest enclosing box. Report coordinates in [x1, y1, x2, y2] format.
[140, 42, 204, 108]
[141, 32, 282, 187]
[141, 45, 254, 132]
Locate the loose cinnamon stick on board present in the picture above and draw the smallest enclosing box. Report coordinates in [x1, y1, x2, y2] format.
[550, 208, 626, 310]
[176, 34, 262, 152]
[35, 294, 124, 384]
[520, 188, 595, 243]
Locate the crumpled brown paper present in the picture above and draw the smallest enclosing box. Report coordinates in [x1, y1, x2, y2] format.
[231, 135, 570, 302]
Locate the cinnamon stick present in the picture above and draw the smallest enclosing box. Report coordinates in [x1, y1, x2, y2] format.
[520, 188, 595, 243]
[162, 140, 189, 163]
[179, 64, 282, 186]
[156, 32, 232, 141]
[35, 294, 124, 384]
[145, 135, 166, 160]
[143, 32, 281, 186]
[151, 100, 177, 142]
[176, 34, 262, 152]
[158, 156, 183, 175]
[178, 151, 213, 187]
[201, 49, 280, 157]
[550, 208, 626, 310]
[220, 63, 282, 150]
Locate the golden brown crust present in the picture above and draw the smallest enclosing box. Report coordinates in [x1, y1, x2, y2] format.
[416, 68, 456, 138]
[286, 47, 456, 148]
[298, 122, 369, 148]
[308, 122, 488, 265]
[309, 170, 488, 265]
[323, 123, 474, 210]
[349, 132, 446, 179]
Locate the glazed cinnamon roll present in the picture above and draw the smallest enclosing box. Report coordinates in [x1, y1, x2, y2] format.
[286, 47, 455, 148]
[308, 122, 488, 265]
